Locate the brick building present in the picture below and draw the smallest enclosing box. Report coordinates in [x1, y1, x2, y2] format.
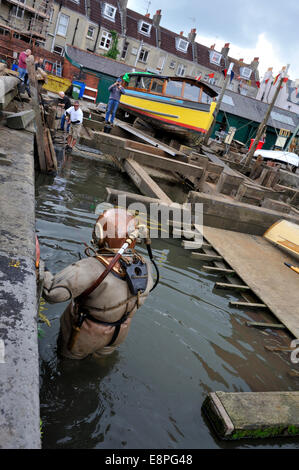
[0, 0, 261, 97]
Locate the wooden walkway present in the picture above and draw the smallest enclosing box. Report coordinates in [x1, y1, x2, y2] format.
[202, 226, 299, 339]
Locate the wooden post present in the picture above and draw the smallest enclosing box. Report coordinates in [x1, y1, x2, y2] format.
[245, 67, 289, 166]
[203, 64, 233, 145]
[26, 54, 47, 172]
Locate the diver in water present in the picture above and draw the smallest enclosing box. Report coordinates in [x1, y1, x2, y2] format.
[42, 208, 158, 359]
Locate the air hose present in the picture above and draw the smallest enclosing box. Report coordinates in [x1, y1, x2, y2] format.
[145, 237, 160, 292]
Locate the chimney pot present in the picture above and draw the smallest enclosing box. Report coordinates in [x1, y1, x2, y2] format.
[239, 58, 244, 62]
[156, 9, 161, 14]
[224, 42, 230, 48]
[145, 13, 150, 18]
[180, 31, 184, 36]
[210, 44, 215, 50]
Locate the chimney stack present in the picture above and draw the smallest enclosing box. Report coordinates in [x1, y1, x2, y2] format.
[250, 57, 259, 70]
[188, 28, 196, 43]
[153, 9, 162, 27]
[210, 44, 215, 50]
[221, 42, 230, 57]
[180, 31, 184, 36]
[145, 13, 150, 18]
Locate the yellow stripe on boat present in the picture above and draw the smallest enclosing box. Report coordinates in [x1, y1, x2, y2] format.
[120, 94, 216, 133]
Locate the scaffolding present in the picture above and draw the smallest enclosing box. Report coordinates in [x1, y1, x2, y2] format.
[5, 0, 54, 43]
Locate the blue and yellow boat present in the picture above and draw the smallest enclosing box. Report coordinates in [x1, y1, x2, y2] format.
[119, 73, 218, 138]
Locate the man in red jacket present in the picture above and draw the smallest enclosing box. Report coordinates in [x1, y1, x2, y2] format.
[18, 49, 31, 81]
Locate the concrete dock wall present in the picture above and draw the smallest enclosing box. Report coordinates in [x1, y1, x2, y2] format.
[189, 191, 299, 236]
[0, 127, 40, 448]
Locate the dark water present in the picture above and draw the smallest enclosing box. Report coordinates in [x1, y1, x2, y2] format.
[36, 151, 299, 449]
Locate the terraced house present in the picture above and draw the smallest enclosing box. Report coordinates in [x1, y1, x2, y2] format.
[0, 0, 261, 98]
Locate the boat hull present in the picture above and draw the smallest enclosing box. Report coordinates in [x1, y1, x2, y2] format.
[119, 90, 216, 138]
[263, 219, 299, 261]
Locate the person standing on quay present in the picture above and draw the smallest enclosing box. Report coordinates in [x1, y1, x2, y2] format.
[18, 49, 31, 81]
[105, 78, 125, 126]
[58, 91, 72, 132]
[65, 101, 83, 152]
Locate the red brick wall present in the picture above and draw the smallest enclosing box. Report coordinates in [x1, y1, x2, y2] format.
[63, 58, 99, 96]
[0, 35, 64, 69]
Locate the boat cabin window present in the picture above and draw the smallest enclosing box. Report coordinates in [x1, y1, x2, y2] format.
[201, 90, 211, 104]
[183, 82, 200, 102]
[150, 78, 164, 94]
[129, 75, 152, 90]
[165, 80, 183, 98]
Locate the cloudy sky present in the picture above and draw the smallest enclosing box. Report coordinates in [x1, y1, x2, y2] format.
[127, 0, 299, 80]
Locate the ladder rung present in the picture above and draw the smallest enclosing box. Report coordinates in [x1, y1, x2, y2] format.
[230, 301, 267, 309]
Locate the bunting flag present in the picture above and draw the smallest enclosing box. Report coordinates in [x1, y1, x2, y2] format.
[230, 70, 235, 83]
[208, 73, 215, 79]
[265, 78, 269, 84]
[273, 74, 280, 85]
[222, 69, 227, 78]
[195, 75, 202, 81]
[283, 77, 288, 83]
[256, 81, 260, 88]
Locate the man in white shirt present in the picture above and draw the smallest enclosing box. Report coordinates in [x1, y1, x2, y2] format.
[65, 101, 83, 152]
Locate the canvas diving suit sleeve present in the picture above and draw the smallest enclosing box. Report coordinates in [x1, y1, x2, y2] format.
[42, 260, 91, 303]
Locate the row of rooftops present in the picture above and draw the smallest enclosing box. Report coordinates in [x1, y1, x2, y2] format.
[56, 0, 260, 87]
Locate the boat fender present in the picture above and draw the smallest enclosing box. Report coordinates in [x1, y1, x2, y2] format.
[120, 258, 148, 296]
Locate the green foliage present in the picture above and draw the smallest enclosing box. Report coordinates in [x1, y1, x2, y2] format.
[104, 30, 120, 60]
[231, 426, 286, 440]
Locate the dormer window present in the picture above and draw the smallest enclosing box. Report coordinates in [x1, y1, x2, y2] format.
[175, 37, 189, 53]
[209, 51, 222, 65]
[103, 3, 117, 20]
[139, 21, 151, 36]
[240, 67, 252, 79]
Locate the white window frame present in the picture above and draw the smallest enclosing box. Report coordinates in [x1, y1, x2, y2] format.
[11, 0, 26, 19]
[169, 60, 176, 69]
[121, 41, 129, 60]
[138, 21, 152, 36]
[138, 48, 149, 64]
[53, 44, 64, 56]
[103, 3, 117, 21]
[99, 30, 112, 50]
[209, 51, 222, 65]
[240, 67, 252, 80]
[176, 37, 189, 53]
[57, 13, 69, 37]
[176, 63, 186, 77]
[87, 25, 95, 39]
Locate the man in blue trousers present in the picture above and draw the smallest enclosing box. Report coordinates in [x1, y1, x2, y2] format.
[105, 78, 125, 126]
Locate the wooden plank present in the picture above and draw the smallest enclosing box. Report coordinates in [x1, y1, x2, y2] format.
[202, 391, 299, 440]
[173, 228, 197, 239]
[125, 149, 204, 179]
[202, 226, 299, 339]
[246, 321, 286, 329]
[230, 301, 267, 309]
[116, 120, 185, 157]
[123, 159, 172, 204]
[182, 240, 211, 250]
[26, 55, 47, 172]
[215, 282, 250, 291]
[202, 266, 235, 274]
[191, 252, 224, 261]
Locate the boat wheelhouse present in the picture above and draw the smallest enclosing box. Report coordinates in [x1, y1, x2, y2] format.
[119, 73, 218, 138]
